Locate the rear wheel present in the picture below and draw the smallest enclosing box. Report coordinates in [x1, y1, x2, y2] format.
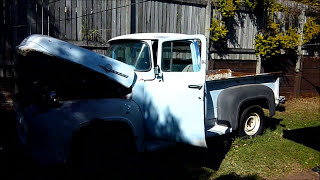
[238, 105, 265, 137]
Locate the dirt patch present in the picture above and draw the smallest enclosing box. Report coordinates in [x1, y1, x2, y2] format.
[271, 169, 320, 180]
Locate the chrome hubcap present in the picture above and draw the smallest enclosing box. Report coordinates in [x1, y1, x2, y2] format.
[244, 112, 260, 136]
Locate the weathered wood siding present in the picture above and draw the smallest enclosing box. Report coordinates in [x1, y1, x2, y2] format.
[133, 0, 207, 35]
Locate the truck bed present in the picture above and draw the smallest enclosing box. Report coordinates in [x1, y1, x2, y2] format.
[204, 69, 281, 137]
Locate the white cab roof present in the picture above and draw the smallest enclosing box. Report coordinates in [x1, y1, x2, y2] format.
[109, 33, 200, 42]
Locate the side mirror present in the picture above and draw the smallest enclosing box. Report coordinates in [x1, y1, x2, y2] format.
[154, 65, 163, 80]
[154, 65, 160, 76]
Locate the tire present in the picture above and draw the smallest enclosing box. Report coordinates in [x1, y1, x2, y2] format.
[238, 105, 265, 137]
[69, 124, 137, 172]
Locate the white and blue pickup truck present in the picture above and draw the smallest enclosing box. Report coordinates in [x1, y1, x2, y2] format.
[15, 33, 285, 164]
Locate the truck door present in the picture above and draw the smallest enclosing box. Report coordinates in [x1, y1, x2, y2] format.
[144, 37, 207, 147]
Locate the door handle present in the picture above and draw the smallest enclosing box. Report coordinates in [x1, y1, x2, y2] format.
[188, 84, 203, 90]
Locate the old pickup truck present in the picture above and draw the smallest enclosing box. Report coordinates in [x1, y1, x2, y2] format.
[15, 33, 285, 164]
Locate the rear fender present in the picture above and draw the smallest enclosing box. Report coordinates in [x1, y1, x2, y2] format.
[217, 84, 275, 130]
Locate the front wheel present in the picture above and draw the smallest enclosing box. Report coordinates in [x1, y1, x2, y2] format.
[238, 105, 265, 137]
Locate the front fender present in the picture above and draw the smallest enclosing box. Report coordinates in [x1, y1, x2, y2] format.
[16, 98, 144, 164]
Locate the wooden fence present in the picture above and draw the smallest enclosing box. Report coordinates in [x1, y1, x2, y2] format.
[214, 55, 320, 98]
[1, 0, 316, 61]
[0, 0, 319, 99]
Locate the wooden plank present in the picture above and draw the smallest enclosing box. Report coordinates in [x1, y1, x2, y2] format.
[187, 5, 192, 34]
[70, 0, 76, 40]
[59, 0, 66, 39]
[42, 0, 49, 35]
[146, 0, 151, 33]
[142, 0, 146, 32]
[173, 3, 177, 33]
[101, 0, 106, 42]
[176, 4, 181, 33]
[166, 2, 170, 32]
[65, 0, 71, 39]
[48, 0, 54, 37]
[180, 5, 185, 34]
[200, 7, 205, 34]
[76, 0, 82, 41]
[154, 1, 158, 32]
[81, 0, 87, 41]
[134, 0, 138, 33]
[184, 5, 188, 34]
[92, 0, 100, 40]
[120, 0, 125, 35]
[15, 0, 27, 45]
[87, 0, 93, 37]
[35, 0, 41, 34]
[138, 0, 143, 33]
[195, 7, 199, 34]
[27, 0, 32, 35]
[111, 0, 116, 37]
[116, 0, 120, 36]
[192, 6, 196, 34]
[150, 0, 154, 33]
[158, 1, 162, 33]
[106, 0, 112, 39]
[13, 0, 18, 52]
[126, 0, 130, 34]
[161, 2, 166, 32]
[54, 0, 60, 37]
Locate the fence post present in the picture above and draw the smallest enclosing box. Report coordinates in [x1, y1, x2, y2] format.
[204, 0, 211, 71]
[256, 54, 261, 74]
[293, 6, 305, 98]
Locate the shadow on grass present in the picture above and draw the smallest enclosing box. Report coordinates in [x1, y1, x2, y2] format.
[283, 126, 320, 151]
[215, 172, 264, 180]
[65, 134, 234, 180]
[1, 120, 234, 180]
[265, 116, 283, 131]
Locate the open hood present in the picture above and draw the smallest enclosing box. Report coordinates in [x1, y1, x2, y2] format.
[17, 34, 135, 88]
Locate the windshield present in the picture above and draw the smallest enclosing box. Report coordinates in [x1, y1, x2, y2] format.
[106, 41, 151, 71]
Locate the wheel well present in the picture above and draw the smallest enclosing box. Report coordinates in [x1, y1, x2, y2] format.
[71, 120, 137, 152]
[238, 98, 268, 124]
[240, 98, 268, 111]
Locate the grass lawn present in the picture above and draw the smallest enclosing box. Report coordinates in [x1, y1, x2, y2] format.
[194, 97, 320, 179]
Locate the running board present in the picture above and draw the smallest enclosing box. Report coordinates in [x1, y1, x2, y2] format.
[206, 125, 232, 137]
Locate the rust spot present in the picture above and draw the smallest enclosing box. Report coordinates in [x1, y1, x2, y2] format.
[232, 72, 255, 77]
[206, 69, 257, 80]
[206, 69, 232, 80]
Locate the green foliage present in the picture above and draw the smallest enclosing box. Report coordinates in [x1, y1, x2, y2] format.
[255, 33, 281, 58]
[211, 0, 306, 59]
[253, 0, 298, 59]
[243, 0, 258, 10]
[217, 0, 258, 17]
[303, 17, 320, 44]
[255, 27, 299, 58]
[209, 17, 229, 42]
[218, 0, 240, 17]
[280, 28, 300, 49]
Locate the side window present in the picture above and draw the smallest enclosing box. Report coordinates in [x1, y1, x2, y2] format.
[161, 41, 199, 72]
